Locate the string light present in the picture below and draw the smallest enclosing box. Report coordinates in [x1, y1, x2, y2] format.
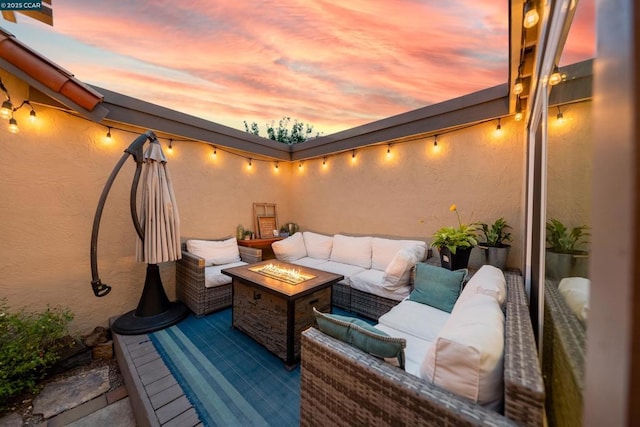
[514, 97, 523, 121]
[513, 75, 523, 95]
[523, 0, 539, 28]
[496, 118, 502, 131]
[212, 146, 217, 157]
[322, 156, 327, 167]
[549, 65, 563, 86]
[8, 116, 18, 134]
[433, 135, 438, 147]
[299, 161, 303, 168]
[352, 150, 356, 160]
[275, 161, 279, 170]
[248, 158, 252, 168]
[556, 106, 564, 122]
[106, 127, 112, 140]
[0, 78, 13, 120]
[168, 139, 173, 152]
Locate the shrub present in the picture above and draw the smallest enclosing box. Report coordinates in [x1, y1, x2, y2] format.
[244, 117, 319, 144]
[0, 299, 73, 408]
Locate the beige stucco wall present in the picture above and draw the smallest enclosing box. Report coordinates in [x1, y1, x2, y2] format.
[288, 118, 527, 269]
[0, 70, 591, 335]
[546, 100, 592, 233]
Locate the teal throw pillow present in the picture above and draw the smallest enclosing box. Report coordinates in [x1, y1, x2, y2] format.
[409, 263, 467, 313]
[313, 308, 406, 369]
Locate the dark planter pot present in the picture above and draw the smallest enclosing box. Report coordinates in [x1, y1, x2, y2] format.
[479, 243, 510, 270]
[545, 250, 589, 281]
[439, 246, 473, 270]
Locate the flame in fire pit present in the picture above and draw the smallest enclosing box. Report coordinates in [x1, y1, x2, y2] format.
[249, 263, 315, 284]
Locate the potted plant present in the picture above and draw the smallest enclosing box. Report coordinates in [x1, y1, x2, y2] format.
[477, 217, 512, 270]
[545, 218, 590, 281]
[244, 230, 254, 240]
[432, 204, 478, 270]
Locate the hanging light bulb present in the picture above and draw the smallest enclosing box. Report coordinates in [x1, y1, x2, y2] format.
[523, 0, 539, 29]
[248, 158, 252, 168]
[514, 97, 523, 122]
[212, 146, 217, 157]
[496, 118, 502, 132]
[275, 161, 279, 170]
[1, 99, 13, 120]
[433, 135, 438, 147]
[556, 106, 564, 121]
[299, 161, 303, 168]
[549, 66, 562, 86]
[106, 127, 112, 140]
[513, 75, 524, 95]
[352, 150, 356, 161]
[322, 156, 327, 167]
[29, 108, 36, 122]
[168, 139, 173, 152]
[8, 116, 19, 134]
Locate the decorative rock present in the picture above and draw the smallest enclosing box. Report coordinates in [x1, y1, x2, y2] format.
[82, 326, 110, 347]
[0, 412, 23, 427]
[49, 337, 92, 375]
[92, 340, 113, 360]
[32, 366, 110, 419]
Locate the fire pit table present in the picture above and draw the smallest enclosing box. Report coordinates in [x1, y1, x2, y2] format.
[222, 260, 343, 368]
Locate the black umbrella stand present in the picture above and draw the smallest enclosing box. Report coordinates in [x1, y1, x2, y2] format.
[90, 130, 188, 335]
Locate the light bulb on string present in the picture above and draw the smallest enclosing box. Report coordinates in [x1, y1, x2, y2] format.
[8, 116, 18, 134]
[523, 0, 539, 28]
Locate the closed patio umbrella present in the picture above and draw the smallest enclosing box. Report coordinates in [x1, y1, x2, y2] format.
[135, 140, 181, 264]
[90, 130, 188, 335]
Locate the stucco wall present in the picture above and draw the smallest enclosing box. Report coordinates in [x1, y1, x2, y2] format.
[288, 119, 527, 268]
[0, 71, 591, 335]
[546, 101, 592, 233]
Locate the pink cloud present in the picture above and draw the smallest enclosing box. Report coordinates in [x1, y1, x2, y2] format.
[17, 0, 524, 135]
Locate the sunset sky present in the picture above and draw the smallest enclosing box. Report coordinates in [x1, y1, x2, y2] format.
[2, 0, 594, 136]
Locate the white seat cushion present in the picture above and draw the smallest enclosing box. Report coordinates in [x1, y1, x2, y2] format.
[378, 299, 450, 342]
[290, 257, 329, 269]
[205, 261, 247, 288]
[303, 231, 334, 260]
[375, 323, 433, 376]
[371, 237, 427, 270]
[272, 232, 307, 262]
[350, 269, 411, 301]
[329, 235, 372, 269]
[314, 261, 365, 286]
[419, 293, 505, 411]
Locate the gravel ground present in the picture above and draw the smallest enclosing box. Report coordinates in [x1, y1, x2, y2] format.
[1, 357, 124, 426]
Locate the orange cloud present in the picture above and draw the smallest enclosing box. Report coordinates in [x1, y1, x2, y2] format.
[6, 0, 593, 136]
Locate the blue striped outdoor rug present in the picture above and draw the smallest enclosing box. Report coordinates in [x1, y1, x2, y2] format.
[150, 308, 301, 426]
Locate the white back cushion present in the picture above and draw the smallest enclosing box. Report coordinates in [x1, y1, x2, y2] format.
[558, 277, 590, 323]
[186, 238, 241, 266]
[303, 231, 334, 260]
[329, 235, 372, 268]
[458, 264, 507, 306]
[272, 232, 307, 262]
[371, 238, 427, 270]
[419, 293, 505, 410]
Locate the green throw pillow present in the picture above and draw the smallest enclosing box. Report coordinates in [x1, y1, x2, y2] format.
[409, 263, 467, 312]
[313, 308, 406, 369]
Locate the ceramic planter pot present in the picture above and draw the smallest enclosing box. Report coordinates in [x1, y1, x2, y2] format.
[545, 250, 589, 281]
[439, 246, 472, 270]
[479, 244, 510, 270]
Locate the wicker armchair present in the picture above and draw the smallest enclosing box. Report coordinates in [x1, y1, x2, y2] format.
[300, 273, 545, 426]
[175, 241, 262, 317]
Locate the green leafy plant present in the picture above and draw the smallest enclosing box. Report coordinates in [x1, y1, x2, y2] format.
[244, 117, 320, 144]
[546, 218, 590, 254]
[0, 299, 73, 409]
[431, 204, 478, 254]
[477, 217, 512, 247]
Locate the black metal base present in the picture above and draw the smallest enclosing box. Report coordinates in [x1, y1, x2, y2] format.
[111, 301, 189, 335]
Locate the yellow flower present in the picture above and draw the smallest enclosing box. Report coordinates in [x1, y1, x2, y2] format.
[449, 204, 457, 212]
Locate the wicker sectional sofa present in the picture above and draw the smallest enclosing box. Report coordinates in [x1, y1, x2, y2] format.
[300, 267, 545, 426]
[175, 238, 262, 317]
[272, 232, 428, 319]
